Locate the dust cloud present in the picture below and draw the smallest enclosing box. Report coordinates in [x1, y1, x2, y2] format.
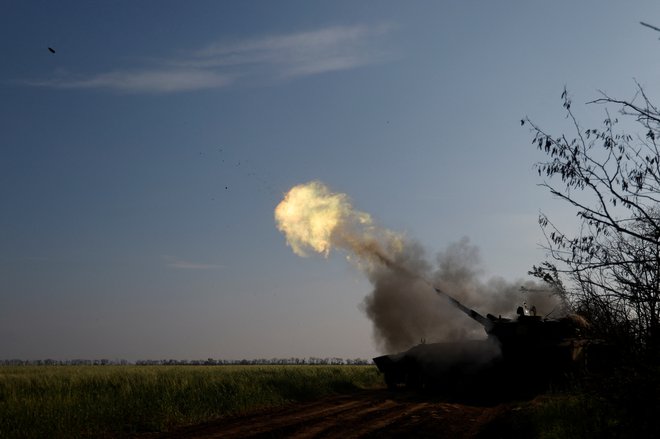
[275, 181, 563, 353]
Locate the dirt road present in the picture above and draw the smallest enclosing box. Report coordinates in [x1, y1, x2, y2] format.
[154, 390, 512, 439]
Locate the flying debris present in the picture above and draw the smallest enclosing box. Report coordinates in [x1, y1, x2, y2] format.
[48, 47, 56, 54]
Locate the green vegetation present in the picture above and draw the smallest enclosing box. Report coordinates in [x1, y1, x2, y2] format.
[527, 395, 620, 439]
[479, 394, 619, 439]
[480, 367, 660, 438]
[0, 365, 382, 438]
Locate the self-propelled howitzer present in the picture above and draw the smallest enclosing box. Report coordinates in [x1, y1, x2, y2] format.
[373, 287, 593, 395]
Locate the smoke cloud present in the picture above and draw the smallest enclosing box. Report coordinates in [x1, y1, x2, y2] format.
[275, 181, 563, 353]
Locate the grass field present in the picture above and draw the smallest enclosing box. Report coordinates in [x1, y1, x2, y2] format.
[0, 365, 383, 438]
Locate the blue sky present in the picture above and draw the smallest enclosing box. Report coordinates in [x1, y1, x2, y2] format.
[2, 1, 660, 360]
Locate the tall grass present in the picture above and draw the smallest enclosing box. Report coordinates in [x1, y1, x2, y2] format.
[511, 366, 660, 438]
[476, 393, 621, 439]
[0, 365, 382, 438]
[526, 394, 619, 439]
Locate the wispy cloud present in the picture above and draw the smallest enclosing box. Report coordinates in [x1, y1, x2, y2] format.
[26, 23, 396, 94]
[162, 255, 225, 270]
[28, 69, 232, 93]
[188, 23, 396, 78]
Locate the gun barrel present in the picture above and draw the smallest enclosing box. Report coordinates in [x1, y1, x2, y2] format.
[434, 287, 494, 332]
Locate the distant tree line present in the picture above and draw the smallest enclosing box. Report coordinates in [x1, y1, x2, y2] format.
[0, 357, 372, 366]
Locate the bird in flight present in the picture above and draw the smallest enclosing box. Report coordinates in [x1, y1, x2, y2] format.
[48, 47, 56, 54]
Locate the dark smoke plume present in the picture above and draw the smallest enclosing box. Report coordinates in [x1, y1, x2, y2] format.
[362, 237, 562, 352]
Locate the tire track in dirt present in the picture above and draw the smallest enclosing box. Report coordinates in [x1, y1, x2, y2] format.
[250, 400, 406, 439]
[221, 399, 393, 439]
[312, 401, 431, 438]
[152, 390, 507, 439]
